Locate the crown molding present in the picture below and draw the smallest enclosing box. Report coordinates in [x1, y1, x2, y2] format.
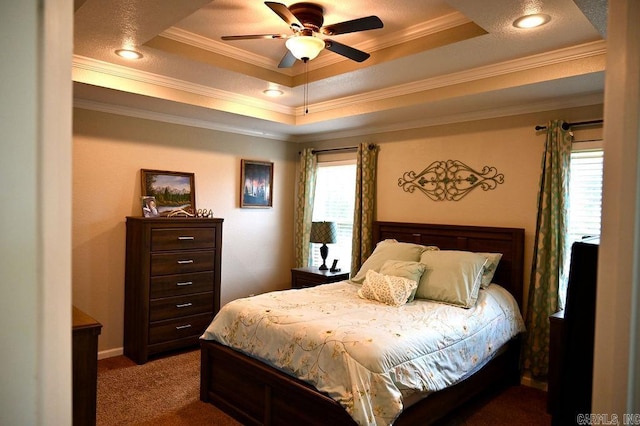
[73, 98, 290, 141]
[297, 40, 606, 116]
[161, 11, 471, 73]
[72, 55, 294, 116]
[358, 11, 472, 53]
[74, 88, 603, 144]
[160, 27, 289, 73]
[298, 92, 604, 143]
[72, 41, 605, 142]
[74, 39, 604, 123]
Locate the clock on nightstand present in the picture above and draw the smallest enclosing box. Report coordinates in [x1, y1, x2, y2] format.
[291, 266, 350, 289]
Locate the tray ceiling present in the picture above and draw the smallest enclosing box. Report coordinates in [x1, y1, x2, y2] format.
[73, 0, 606, 141]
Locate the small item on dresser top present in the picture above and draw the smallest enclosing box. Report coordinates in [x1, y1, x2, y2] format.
[197, 208, 214, 218]
[141, 196, 159, 217]
[167, 208, 194, 217]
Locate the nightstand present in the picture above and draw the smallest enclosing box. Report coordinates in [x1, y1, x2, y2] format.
[291, 266, 350, 289]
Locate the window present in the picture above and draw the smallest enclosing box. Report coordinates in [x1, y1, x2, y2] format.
[310, 161, 356, 269]
[562, 147, 604, 306]
[567, 149, 604, 243]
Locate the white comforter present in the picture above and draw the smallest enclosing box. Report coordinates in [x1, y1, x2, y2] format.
[201, 281, 525, 425]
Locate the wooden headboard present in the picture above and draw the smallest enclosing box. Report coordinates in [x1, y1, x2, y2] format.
[373, 221, 525, 309]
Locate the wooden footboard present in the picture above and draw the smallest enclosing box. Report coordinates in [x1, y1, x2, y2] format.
[200, 337, 521, 426]
[200, 339, 356, 425]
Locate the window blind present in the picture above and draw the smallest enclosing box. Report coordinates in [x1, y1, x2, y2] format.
[311, 162, 356, 268]
[567, 150, 604, 244]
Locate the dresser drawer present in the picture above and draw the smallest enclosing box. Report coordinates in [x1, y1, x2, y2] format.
[151, 227, 216, 252]
[149, 292, 214, 322]
[150, 271, 213, 298]
[151, 250, 215, 276]
[149, 313, 213, 345]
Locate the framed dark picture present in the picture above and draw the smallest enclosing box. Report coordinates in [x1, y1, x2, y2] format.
[240, 160, 273, 208]
[141, 169, 195, 216]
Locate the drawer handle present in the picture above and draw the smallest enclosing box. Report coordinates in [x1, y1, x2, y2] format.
[177, 260, 194, 264]
[175, 324, 192, 330]
[176, 302, 193, 308]
[176, 281, 193, 287]
[178, 236, 195, 240]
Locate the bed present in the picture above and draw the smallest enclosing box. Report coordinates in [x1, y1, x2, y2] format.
[200, 221, 525, 425]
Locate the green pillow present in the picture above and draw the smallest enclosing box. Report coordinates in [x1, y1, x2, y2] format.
[477, 252, 503, 288]
[416, 250, 488, 308]
[351, 239, 430, 284]
[379, 260, 427, 302]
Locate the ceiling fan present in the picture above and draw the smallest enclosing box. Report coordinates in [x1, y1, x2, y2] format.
[221, 2, 383, 68]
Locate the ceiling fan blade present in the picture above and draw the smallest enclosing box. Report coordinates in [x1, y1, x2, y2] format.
[324, 40, 370, 62]
[278, 51, 297, 68]
[265, 2, 303, 30]
[321, 16, 383, 35]
[222, 34, 287, 41]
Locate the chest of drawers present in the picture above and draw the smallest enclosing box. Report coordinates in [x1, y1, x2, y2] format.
[124, 217, 223, 364]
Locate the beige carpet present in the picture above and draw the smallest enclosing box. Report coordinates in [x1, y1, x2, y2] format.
[97, 349, 239, 426]
[97, 349, 550, 425]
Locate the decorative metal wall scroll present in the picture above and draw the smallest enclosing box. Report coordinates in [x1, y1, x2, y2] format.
[398, 160, 504, 201]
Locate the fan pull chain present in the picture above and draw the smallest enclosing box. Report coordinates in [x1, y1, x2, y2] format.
[304, 59, 309, 114]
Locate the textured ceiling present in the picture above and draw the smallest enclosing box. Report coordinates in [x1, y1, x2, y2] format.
[73, 0, 607, 142]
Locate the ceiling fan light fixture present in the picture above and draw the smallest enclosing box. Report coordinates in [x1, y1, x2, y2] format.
[285, 35, 325, 61]
[513, 13, 551, 29]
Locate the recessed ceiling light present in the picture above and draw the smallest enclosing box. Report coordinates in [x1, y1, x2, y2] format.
[513, 13, 551, 29]
[263, 88, 284, 97]
[115, 49, 143, 60]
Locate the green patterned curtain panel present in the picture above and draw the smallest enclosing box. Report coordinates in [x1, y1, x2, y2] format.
[351, 143, 379, 277]
[522, 120, 572, 378]
[294, 149, 318, 267]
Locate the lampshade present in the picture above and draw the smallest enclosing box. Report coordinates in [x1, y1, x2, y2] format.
[285, 35, 325, 61]
[310, 221, 337, 244]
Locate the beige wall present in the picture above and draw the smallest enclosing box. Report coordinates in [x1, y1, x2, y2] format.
[305, 104, 604, 307]
[74, 103, 603, 356]
[72, 108, 298, 355]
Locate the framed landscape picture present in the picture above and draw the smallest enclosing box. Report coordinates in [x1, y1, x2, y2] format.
[240, 160, 273, 208]
[141, 169, 195, 216]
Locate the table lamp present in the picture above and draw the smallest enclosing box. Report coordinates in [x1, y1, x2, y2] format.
[310, 221, 337, 270]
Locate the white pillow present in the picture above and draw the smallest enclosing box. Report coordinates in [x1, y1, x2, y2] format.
[351, 239, 435, 284]
[477, 252, 503, 288]
[358, 270, 418, 307]
[416, 250, 488, 308]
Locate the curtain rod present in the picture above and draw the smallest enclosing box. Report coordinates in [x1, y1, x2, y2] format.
[535, 119, 603, 131]
[312, 146, 357, 154]
[302, 144, 376, 155]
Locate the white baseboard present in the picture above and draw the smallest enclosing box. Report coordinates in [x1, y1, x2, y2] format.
[98, 347, 123, 360]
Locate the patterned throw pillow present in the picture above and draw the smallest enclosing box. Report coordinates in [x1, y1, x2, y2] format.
[358, 269, 418, 307]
